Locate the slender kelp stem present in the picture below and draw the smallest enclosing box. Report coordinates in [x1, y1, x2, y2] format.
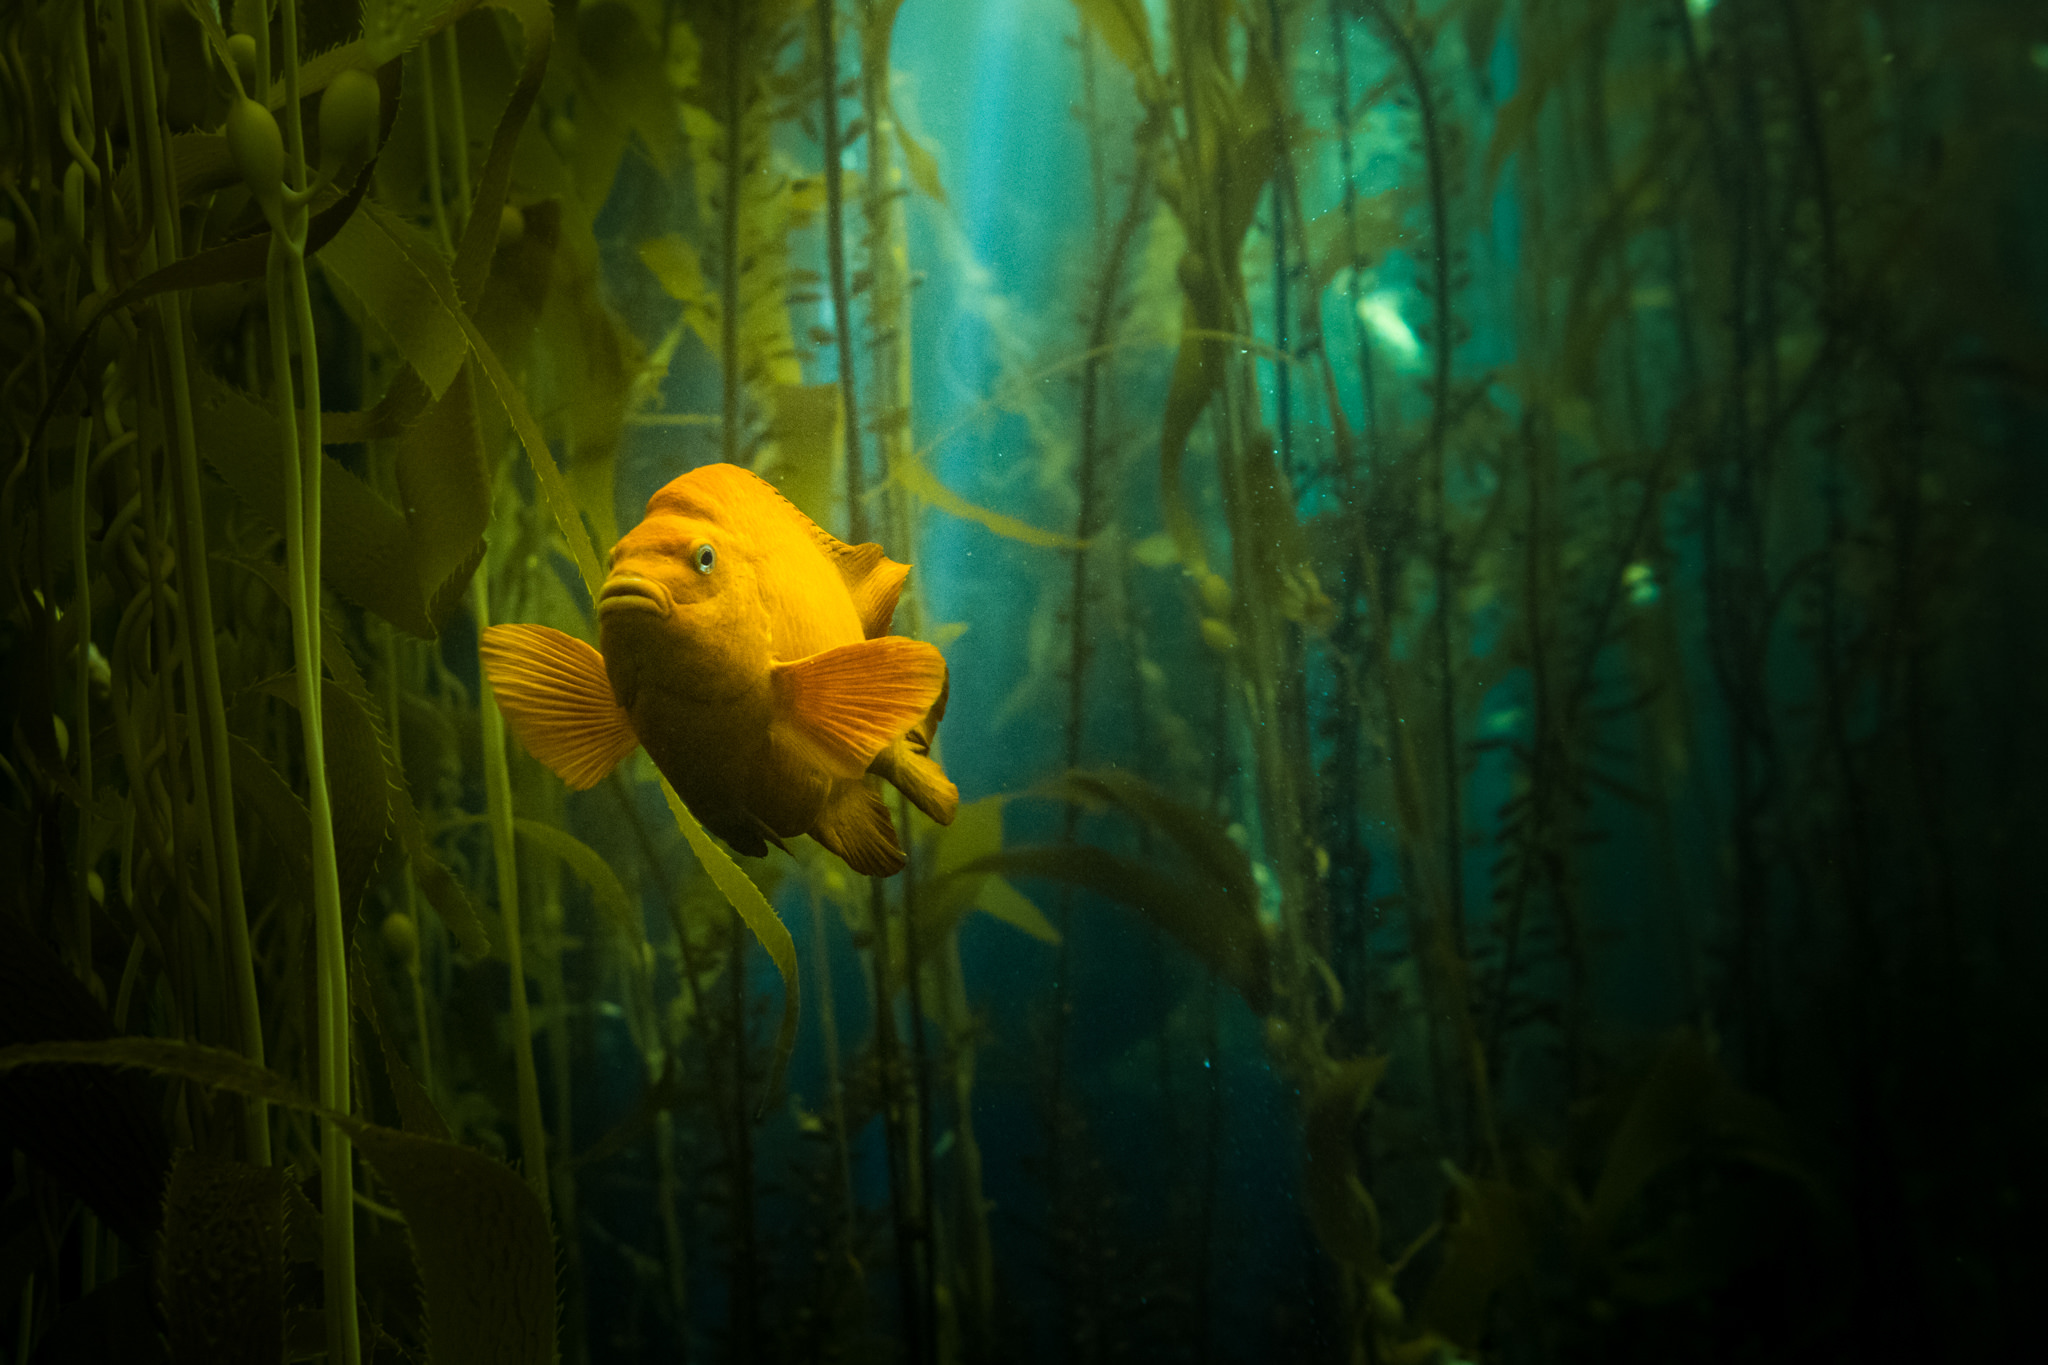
[862, 884, 925, 1364]
[265, 2, 363, 1354]
[820, 0, 864, 535]
[718, 0, 750, 469]
[808, 884, 858, 1274]
[611, 773, 698, 1351]
[230, 13, 353, 1362]
[440, 25, 473, 235]
[380, 619, 435, 1097]
[727, 908, 761, 1357]
[1264, 0, 1293, 481]
[116, 0, 269, 1166]
[813, 2, 864, 1285]
[1047, 28, 1104, 1353]
[856, 2, 933, 1353]
[1363, 0, 1464, 965]
[900, 832, 942, 1350]
[475, 562, 552, 1224]
[1322, 0, 1380, 1041]
[69, 408, 94, 984]
[415, 43, 452, 253]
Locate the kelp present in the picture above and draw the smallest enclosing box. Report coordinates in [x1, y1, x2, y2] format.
[2, 0, 2040, 1359]
[0, 1038, 556, 1365]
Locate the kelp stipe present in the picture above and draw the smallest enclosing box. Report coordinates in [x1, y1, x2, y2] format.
[3, 0, 2042, 1359]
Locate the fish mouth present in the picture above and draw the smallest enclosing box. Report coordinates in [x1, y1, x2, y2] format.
[597, 574, 672, 617]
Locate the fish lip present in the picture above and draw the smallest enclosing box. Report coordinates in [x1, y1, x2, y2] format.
[597, 574, 672, 617]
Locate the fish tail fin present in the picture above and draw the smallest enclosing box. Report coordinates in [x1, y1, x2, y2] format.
[871, 739, 959, 826]
[479, 624, 640, 790]
[811, 779, 906, 877]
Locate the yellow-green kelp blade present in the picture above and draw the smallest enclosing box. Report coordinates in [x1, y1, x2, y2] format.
[0, 1039, 557, 1365]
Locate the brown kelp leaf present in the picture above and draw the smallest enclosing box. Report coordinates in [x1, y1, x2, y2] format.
[451, 0, 555, 305]
[1585, 1031, 1811, 1252]
[895, 122, 948, 206]
[390, 767, 490, 958]
[1239, 438, 1333, 630]
[350, 1131, 556, 1365]
[954, 844, 1272, 1013]
[1155, 35, 1280, 576]
[253, 675, 394, 942]
[0, 918, 171, 1244]
[513, 817, 643, 952]
[572, 0, 684, 176]
[662, 780, 801, 1117]
[1481, 0, 1626, 194]
[1073, 0, 1156, 90]
[1414, 1163, 1531, 1348]
[0, 1039, 556, 1365]
[894, 455, 1082, 551]
[1304, 187, 1420, 298]
[913, 796, 1058, 966]
[347, 946, 450, 1142]
[537, 207, 641, 496]
[222, 555, 487, 954]
[159, 1152, 285, 1365]
[1049, 767, 1259, 915]
[763, 382, 843, 520]
[28, 158, 380, 481]
[321, 200, 470, 400]
[461, 303, 608, 596]
[189, 362, 432, 635]
[1302, 1053, 1391, 1273]
[1156, 310, 1223, 576]
[475, 199, 563, 377]
[639, 234, 721, 354]
[392, 361, 492, 626]
[226, 734, 314, 912]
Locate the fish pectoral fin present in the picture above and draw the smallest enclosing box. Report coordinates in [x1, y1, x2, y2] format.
[769, 637, 946, 782]
[811, 779, 905, 877]
[479, 623, 640, 791]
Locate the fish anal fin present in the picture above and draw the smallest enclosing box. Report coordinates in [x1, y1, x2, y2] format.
[746, 812, 793, 855]
[811, 779, 905, 877]
[770, 637, 946, 781]
[479, 624, 640, 791]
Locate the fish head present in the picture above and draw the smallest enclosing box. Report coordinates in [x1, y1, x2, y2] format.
[597, 510, 771, 708]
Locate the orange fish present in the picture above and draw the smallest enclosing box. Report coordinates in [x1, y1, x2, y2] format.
[478, 463, 958, 875]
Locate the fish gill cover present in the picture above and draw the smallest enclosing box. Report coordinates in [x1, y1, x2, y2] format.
[0, 0, 2042, 1362]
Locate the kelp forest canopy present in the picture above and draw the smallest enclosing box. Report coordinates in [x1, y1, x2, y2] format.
[0, 0, 2041, 1362]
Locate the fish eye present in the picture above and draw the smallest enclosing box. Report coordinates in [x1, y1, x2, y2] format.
[694, 543, 717, 575]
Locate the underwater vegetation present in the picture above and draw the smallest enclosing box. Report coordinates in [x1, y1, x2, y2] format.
[0, 0, 2043, 1360]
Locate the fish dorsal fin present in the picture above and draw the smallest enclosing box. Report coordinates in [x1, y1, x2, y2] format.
[769, 637, 946, 780]
[833, 544, 910, 638]
[711, 467, 911, 637]
[479, 624, 640, 790]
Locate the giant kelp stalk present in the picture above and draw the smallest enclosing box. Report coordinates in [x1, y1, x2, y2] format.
[1043, 15, 1164, 1358]
[1317, 0, 1380, 1051]
[850, 0, 943, 1357]
[231, 0, 364, 1351]
[118, 0, 270, 1169]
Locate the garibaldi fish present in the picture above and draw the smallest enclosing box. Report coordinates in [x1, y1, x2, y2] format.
[478, 463, 958, 875]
